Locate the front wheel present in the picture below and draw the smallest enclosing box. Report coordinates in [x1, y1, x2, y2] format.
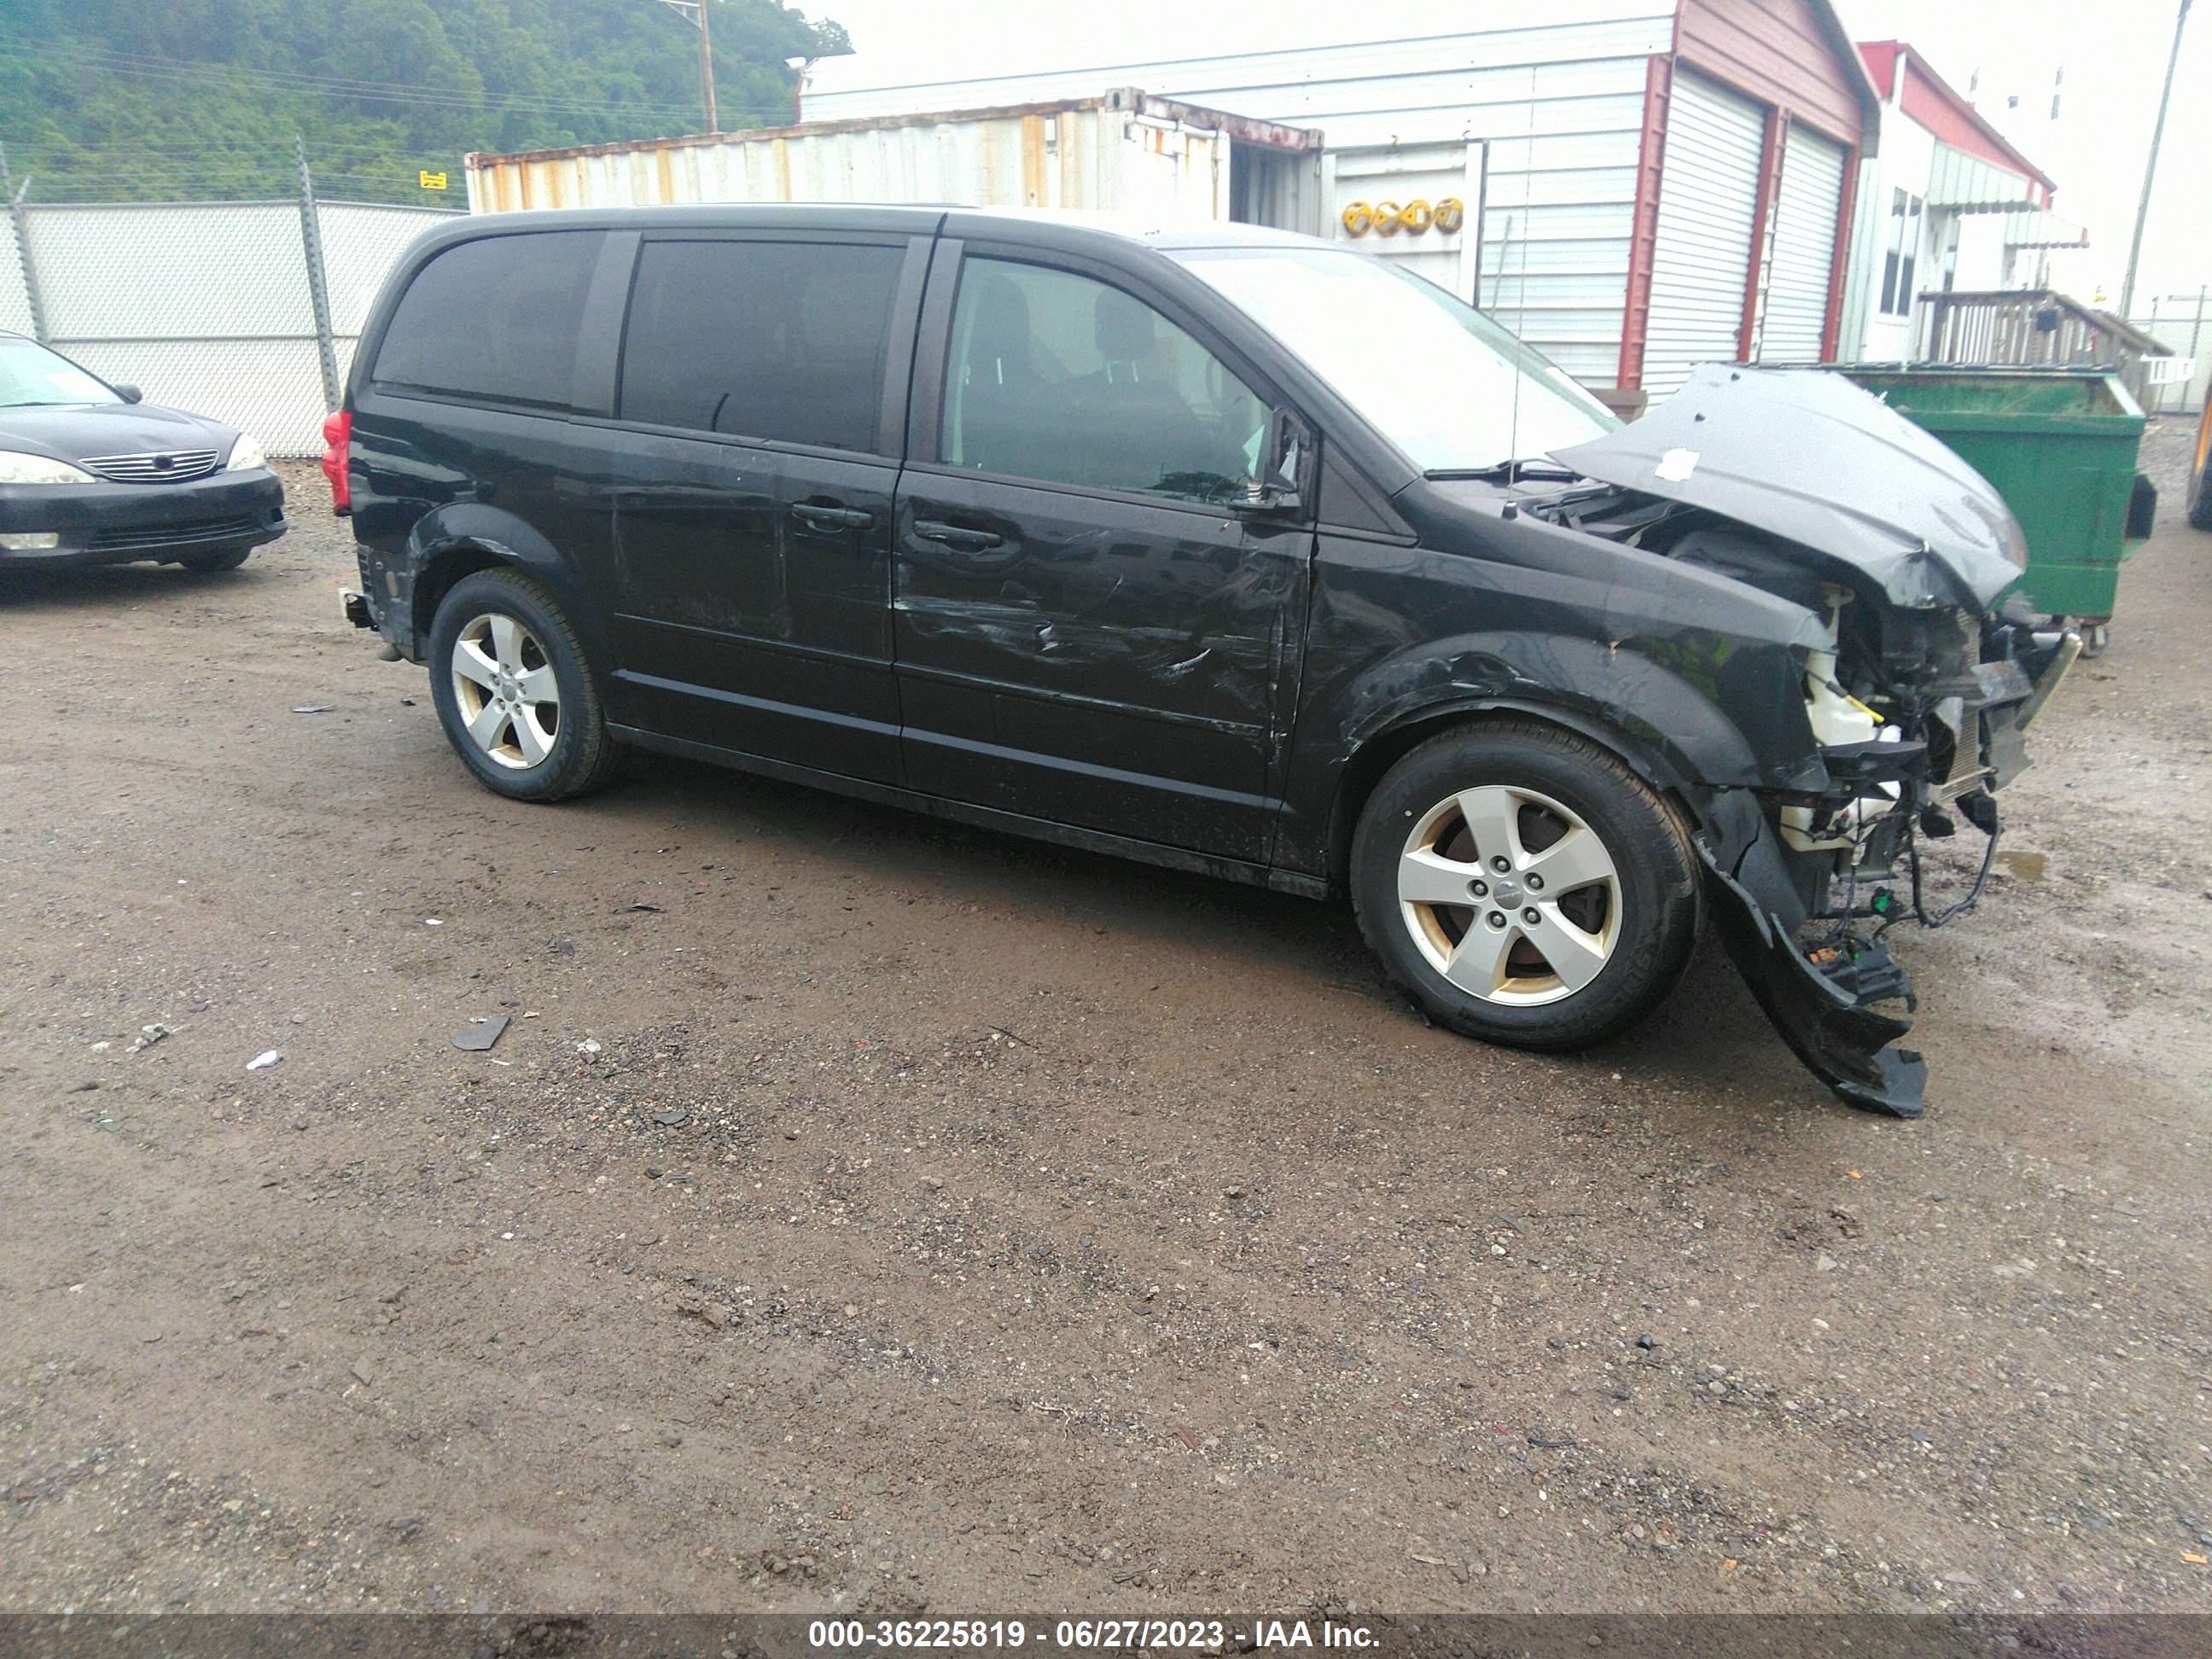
[1351, 721, 1701, 1051]
[427, 567, 620, 802]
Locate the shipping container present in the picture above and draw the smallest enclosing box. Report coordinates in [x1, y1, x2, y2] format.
[464, 90, 1324, 232]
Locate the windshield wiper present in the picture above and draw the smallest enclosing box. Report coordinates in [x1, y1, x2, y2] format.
[1425, 459, 1583, 483]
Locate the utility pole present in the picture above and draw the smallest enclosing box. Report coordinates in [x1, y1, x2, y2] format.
[2122, 0, 2192, 317]
[655, 0, 718, 133]
[696, 0, 718, 134]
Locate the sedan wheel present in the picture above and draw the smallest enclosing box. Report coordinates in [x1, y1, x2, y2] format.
[451, 613, 561, 769]
[1396, 783, 1621, 1006]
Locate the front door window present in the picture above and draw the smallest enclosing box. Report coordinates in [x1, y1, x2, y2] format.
[940, 259, 1267, 505]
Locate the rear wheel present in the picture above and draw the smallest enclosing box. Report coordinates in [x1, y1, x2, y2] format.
[427, 568, 620, 802]
[1351, 721, 1700, 1051]
[179, 544, 252, 573]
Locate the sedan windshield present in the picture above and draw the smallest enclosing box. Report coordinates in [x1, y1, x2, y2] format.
[1171, 246, 1617, 473]
[0, 336, 119, 409]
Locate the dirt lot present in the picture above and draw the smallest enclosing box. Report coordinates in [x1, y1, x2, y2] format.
[3, 434, 2209, 1620]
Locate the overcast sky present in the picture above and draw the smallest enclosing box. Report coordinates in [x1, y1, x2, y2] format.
[804, 0, 2209, 317]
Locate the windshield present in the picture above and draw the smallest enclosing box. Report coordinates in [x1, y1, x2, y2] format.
[1171, 246, 1617, 473]
[0, 336, 119, 408]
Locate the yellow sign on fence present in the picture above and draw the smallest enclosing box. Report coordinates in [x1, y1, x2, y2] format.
[419, 170, 449, 190]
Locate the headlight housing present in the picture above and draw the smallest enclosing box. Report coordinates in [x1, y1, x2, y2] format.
[224, 434, 269, 472]
[0, 449, 96, 485]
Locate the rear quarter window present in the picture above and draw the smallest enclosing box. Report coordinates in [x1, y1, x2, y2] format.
[619, 237, 905, 451]
[373, 230, 604, 408]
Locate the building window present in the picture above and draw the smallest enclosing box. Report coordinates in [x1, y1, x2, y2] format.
[1880, 190, 1924, 318]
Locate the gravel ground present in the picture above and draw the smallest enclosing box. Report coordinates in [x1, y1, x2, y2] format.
[1, 436, 2207, 1618]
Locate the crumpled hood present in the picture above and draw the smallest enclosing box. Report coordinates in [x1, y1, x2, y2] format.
[1551, 364, 2027, 611]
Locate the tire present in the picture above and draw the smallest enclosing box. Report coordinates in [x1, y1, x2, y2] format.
[1350, 720, 1700, 1051]
[426, 567, 620, 803]
[2190, 393, 2212, 530]
[179, 544, 253, 573]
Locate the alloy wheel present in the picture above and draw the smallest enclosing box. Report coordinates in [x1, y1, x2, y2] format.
[450, 612, 560, 769]
[1396, 783, 1621, 1005]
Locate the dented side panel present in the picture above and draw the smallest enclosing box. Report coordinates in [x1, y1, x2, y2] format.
[1272, 502, 1828, 878]
[891, 469, 1301, 862]
[347, 393, 622, 672]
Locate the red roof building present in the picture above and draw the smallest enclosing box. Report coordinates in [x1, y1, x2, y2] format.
[1842, 41, 2081, 360]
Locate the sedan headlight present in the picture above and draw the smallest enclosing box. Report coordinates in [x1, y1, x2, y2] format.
[224, 434, 269, 472]
[0, 449, 96, 485]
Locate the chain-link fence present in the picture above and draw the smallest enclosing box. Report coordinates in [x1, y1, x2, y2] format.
[2122, 294, 2212, 417]
[1, 192, 459, 455]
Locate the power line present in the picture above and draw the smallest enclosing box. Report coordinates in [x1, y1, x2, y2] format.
[0, 39, 797, 122]
[30, 37, 711, 102]
[9, 40, 702, 113]
[0, 137, 773, 163]
[1, 140, 463, 156]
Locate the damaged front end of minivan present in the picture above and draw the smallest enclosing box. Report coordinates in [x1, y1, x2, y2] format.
[1531, 365, 2077, 1117]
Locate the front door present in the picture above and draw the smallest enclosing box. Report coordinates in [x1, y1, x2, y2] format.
[604, 230, 924, 783]
[892, 247, 1307, 863]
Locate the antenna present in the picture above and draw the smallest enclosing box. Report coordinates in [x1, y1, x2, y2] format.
[1504, 211, 1523, 475]
[1503, 65, 1537, 480]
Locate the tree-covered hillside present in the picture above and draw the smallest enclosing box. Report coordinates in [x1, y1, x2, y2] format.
[0, 0, 849, 205]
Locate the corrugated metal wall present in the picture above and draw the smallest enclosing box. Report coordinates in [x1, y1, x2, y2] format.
[1639, 71, 1766, 396]
[1325, 141, 1484, 302]
[1753, 123, 1845, 364]
[805, 10, 1674, 384]
[467, 106, 1231, 222]
[1674, 0, 1866, 148]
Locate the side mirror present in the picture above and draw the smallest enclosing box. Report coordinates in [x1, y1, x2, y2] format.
[1231, 407, 1313, 518]
[113, 383, 143, 405]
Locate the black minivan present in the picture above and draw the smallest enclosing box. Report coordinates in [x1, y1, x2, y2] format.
[333, 205, 2074, 1116]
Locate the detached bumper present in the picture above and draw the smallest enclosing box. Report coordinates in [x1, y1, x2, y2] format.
[0, 469, 288, 569]
[1698, 838, 1928, 1119]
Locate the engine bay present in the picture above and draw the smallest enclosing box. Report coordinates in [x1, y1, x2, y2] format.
[1513, 477, 2081, 1115]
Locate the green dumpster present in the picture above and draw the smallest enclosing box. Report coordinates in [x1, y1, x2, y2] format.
[1837, 367, 2148, 633]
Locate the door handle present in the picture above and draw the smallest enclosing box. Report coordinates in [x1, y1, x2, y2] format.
[792, 503, 873, 531]
[912, 520, 1004, 550]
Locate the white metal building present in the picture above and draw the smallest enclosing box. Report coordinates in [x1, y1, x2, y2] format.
[1839, 41, 2082, 363]
[801, 0, 1883, 399]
